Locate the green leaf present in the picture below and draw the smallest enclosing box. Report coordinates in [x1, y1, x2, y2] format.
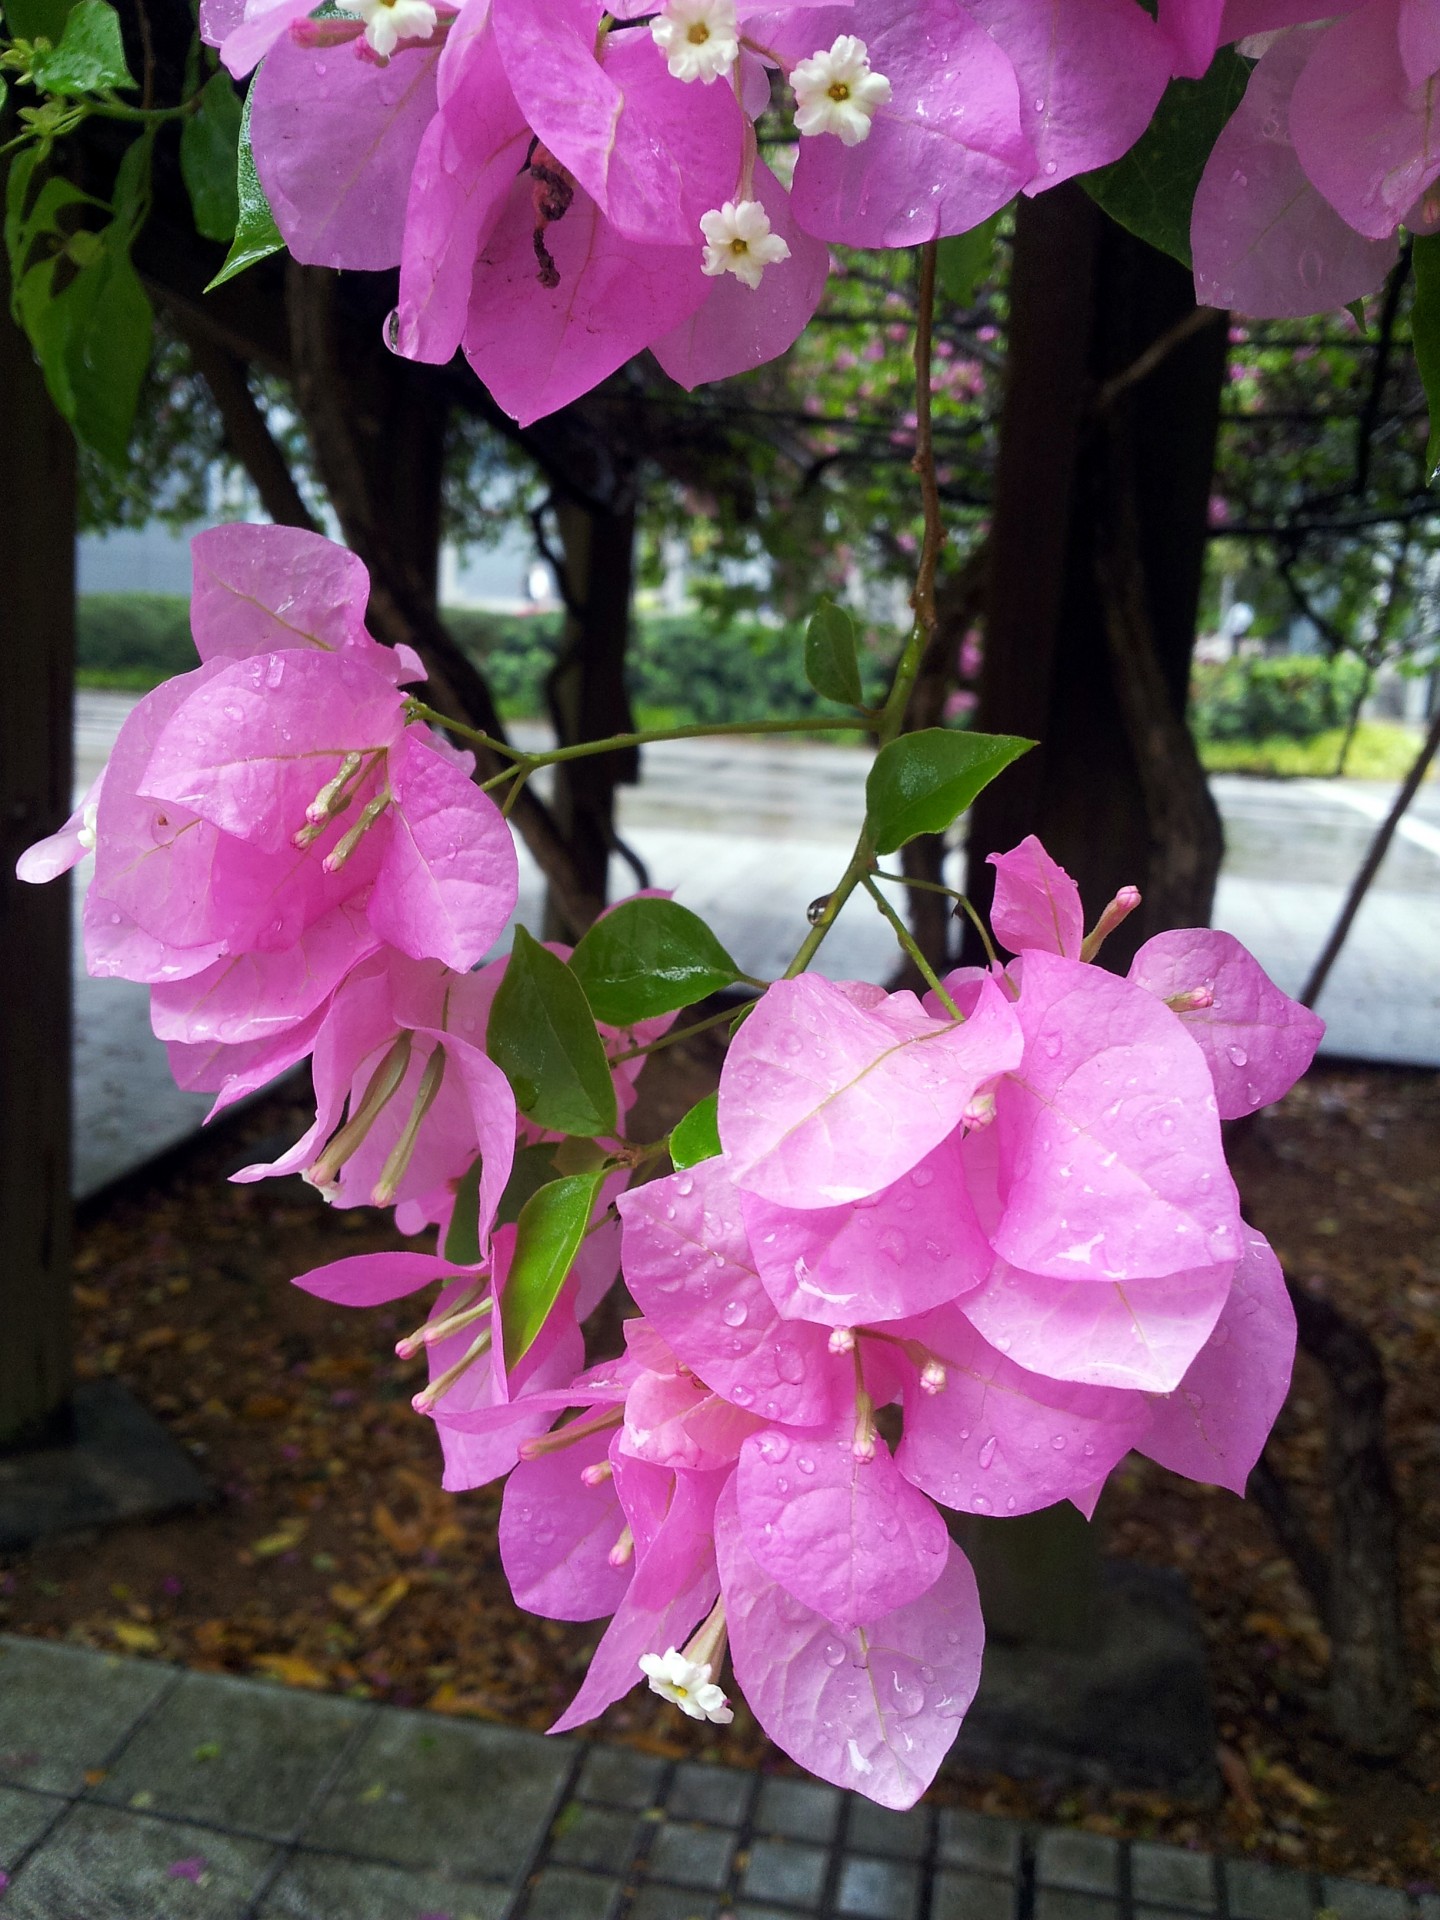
[501, 1170, 606, 1369]
[570, 898, 741, 1026]
[1413, 234, 1440, 483]
[865, 729, 1034, 856]
[803, 600, 864, 709]
[935, 206, 1007, 308]
[670, 1093, 721, 1171]
[1, 0, 76, 41]
[180, 71, 242, 243]
[205, 76, 284, 289]
[29, 0, 133, 95]
[1081, 50, 1250, 268]
[487, 927, 618, 1139]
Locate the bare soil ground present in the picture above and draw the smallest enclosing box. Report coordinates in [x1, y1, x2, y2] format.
[2, 1044, 1437, 1891]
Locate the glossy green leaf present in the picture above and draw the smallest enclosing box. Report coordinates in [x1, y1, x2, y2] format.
[180, 71, 243, 242]
[803, 600, 864, 709]
[935, 206, 1007, 308]
[487, 927, 618, 1138]
[1081, 50, 1249, 268]
[501, 1170, 606, 1368]
[205, 77, 284, 289]
[570, 898, 741, 1026]
[670, 1093, 721, 1170]
[865, 729, 1033, 856]
[29, 0, 133, 94]
[2, 0, 76, 41]
[1412, 235, 1440, 484]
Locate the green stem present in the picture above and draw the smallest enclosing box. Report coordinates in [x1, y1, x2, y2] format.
[862, 875, 960, 1017]
[607, 1000, 747, 1067]
[872, 868, 1001, 969]
[782, 839, 874, 979]
[455, 710, 873, 789]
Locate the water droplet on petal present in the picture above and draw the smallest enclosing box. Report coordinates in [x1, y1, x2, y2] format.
[1226, 1044, 1248, 1067]
[722, 1300, 747, 1328]
[977, 1436, 997, 1469]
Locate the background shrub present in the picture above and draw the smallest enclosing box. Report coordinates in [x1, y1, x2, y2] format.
[1189, 653, 1368, 743]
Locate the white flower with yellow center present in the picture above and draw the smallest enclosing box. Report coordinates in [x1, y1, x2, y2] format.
[349, 0, 437, 58]
[699, 199, 791, 289]
[791, 34, 892, 146]
[651, 0, 740, 83]
[639, 1647, 735, 1723]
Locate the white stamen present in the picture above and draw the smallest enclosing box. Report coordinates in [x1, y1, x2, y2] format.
[639, 1647, 734, 1724]
[791, 35, 891, 147]
[919, 1358, 947, 1396]
[650, 0, 738, 83]
[77, 800, 98, 853]
[828, 1326, 857, 1355]
[348, 0, 437, 58]
[699, 199, 791, 289]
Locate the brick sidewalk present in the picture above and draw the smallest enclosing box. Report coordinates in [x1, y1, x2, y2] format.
[0, 1638, 1429, 1920]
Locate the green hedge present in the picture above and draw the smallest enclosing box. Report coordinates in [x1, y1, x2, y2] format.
[1190, 653, 1367, 743]
[77, 594, 194, 689]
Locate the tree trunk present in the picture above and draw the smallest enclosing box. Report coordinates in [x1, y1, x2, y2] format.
[540, 495, 641, 939]
[0, 286, 75, 1449]
[964, 187, 1227, 970]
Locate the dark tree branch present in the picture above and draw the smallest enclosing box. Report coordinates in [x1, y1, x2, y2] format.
[176, 320, 319, 534]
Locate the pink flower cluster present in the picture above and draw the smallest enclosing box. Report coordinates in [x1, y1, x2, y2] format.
[1190, 0, 1440, 315]
[199, 0, 1242, 423]
[290, 836, 1320, 1809]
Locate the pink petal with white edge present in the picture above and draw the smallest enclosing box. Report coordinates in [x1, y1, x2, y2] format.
[894, 1304, 1151, 1516]
[17, 769, 104, 884]
[369, 729, 519, 971]
[967, 0, 1172, 187]
[1128, 928, 1323, 1119]
[782, 0, 1030, 247]
[293, 1249, 468, 1307]
[720, 973, 1022, 1209]
[83, 891, 224, 987]
[987, 835, 1084, 959]
[142, 651, 405, 856]
[250, 37, 440, 270]
[619, 1160, 842, 1426]
[742, 1129, 991, 1328]
[1141, 1224, 1295, 1495]
[716, 1477, 984, 1810]
[961, 1259, 1234, 1393]
[462, 182, 704, 427]
[1191, 27, 1397, 317]
[629, 1466, 729, 1611]
[169, 1003, 328, 1120]
[499, 1426, 631, 1621]
[214, 0, 311, 76]
[621, 1370, 763, 1473]
[993, 952, 1242, 1282]
[651, 159, 830, 391]
[1292, 3, 1440, 240]
[148, 901, 376, 1046]
[737, 1426, 949, 1628]
[189, 526, 374, 667]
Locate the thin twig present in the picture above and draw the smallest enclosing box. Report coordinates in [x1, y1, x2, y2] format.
[1092, 306, 1225, 417]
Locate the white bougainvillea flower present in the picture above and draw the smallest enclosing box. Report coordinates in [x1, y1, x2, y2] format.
[651, 0, 740, 83]
[791, 34, 892, 146]
[349, 0, 437, 58]
[639, 1647, 735, 1723]
[700, 199, 792, 288]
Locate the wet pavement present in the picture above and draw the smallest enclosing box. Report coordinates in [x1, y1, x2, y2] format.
[69, 696, 1440, 1199]
[0, 1635, 1428, 1920]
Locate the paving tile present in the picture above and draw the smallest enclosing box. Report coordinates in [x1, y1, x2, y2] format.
[646, 1819, 735, 1891]
[260, 1852, 510, 1920]
[1320, 1880, 1411, 1920]
[666, 1761, 750, 1827]
[628, 1887, 720, 1920]
[1136, 1909, 1218, 1920]
[753, 1777, 841, 1846]
[1224, 1858, 1316, 1920]
[0, 1801, 275, 1920]
[88, 1669, 369, 1841]
[1035, 1829, 1122, 1895]
[1130, 1841, 1218, 1912]
[936, 1807, 1022, 1879]
[1033, 1892, 1122, 1920]
[520, 1865, 619, 1919]
[306, 1709, 569, 1883]
[576, 1745, 666, 1811]
[0, 1636, 175, 1794]
[835, 1851, 922, 1919]
[0, 1785, 65, 1870]
[844, 1799, 930, 1860]
[739, 1836, 829, 1908]
[932, 1867, 1019, 1920]
[734, 1908, 818, 1920]
[549, 1803, 641, 1875]
[1417, 1898, 1440, 1920]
